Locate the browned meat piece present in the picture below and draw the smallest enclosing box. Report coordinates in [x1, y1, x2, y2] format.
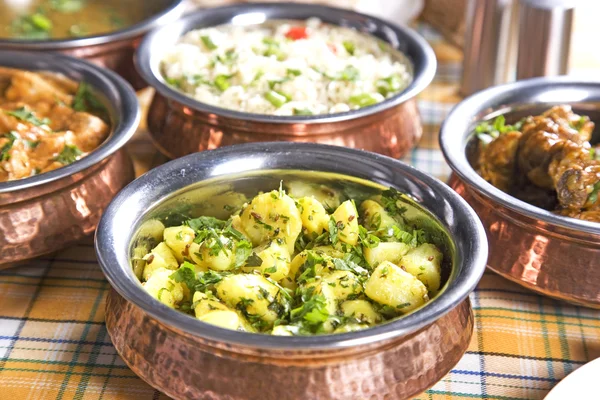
[475, 105, 599, 223]
[0, 67, 73, 105]
[548, 142, 600, 210]
[517, 106, 587, 189]
[477, 130, 522, 192]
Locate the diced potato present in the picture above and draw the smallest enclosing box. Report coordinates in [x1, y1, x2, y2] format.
[242, 241, 290, 281]
[215, 274, 286, 327]
[198, 310, 240, 330]
[286, 250, 335, 288]
[333, 323, 369, 333]
[360, 199, 398, 231]
[341, 300, 382, 325]
[142, 242, 179, 281]
[239, 190, 302, 253]
[193, 291, 231, 316]
[286, 181, 341, 210]
[297, 196, 329, 236]
[399, 243, 443, 293]
[312, 246, 344, 258]
[131, 219, 166, 280]
[197, 235, 237, 271]
[320, 270, 362, 301]
[365, 261, 429, 314]
[163, 225, 196, 263]
[188, 242, 210, 273]
[364, 241, 411, 267]
[271, 325, 301, 336]
[328, 200, 359, 246]
[142, 267, 185, 308]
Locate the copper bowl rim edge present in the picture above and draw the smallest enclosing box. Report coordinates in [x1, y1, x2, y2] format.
[95, 142, 488, 352]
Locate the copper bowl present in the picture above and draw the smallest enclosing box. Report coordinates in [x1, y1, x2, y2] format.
[440, 77, 600, 308]
[0, 0, 185, 89]
[95, 143, 487, 400]
[0, 51, 140, 270]
[135, 3, 437, 158]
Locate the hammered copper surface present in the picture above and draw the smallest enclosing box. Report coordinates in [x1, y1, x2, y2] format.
[106, 289, 473, 400]
[60, 39, 146, 89]
[450, 174, 600, 309]
[0, 150, 134, 269]
[147, 92, 422, 158]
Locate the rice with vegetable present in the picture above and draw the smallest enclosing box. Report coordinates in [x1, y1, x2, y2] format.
[160, 18, 413, 116]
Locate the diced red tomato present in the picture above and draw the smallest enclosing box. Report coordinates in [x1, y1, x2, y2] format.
[327, 43, 337, 54]
[285, 26, 308, 40]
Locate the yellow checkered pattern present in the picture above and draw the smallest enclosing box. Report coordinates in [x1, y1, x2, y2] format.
[0, 23, 599, 400]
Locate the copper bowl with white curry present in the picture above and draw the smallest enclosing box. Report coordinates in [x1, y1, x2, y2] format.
[95, 143, 487, 400]
[0, 51, 139, 269]
[135, 3, 436, 158]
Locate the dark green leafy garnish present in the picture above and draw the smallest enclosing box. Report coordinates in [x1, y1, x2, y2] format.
[186, 216, 227, 232]
[72, 82, 109, 122]
[380, 188, 408, 217]
[290, 286, 329, 333]
[6, 107, 50, 127]
[245, 252, 263, 267]
[54, 144, 82, 165]
[0, 132, 19, 162]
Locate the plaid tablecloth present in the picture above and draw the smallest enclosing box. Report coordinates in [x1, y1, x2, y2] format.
[1, 24, 599, 400]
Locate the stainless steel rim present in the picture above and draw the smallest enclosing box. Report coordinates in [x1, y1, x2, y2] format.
[439, 76, 600, 235]
[0, 0, 185, 50]
[135, 2, 437, 124]
[0, 51, 140, 193]
[95, 142, 487, 351]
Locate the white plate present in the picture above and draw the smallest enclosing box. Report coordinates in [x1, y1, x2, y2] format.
[544, 357, 600, 399]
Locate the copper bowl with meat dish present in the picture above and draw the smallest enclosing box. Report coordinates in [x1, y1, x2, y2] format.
[95, 143, 487, 400]
[0, 51, 139, 270]
[440, 77, 600, 308]
[0, 0, 185, 89]
[135, 3, 436, 159]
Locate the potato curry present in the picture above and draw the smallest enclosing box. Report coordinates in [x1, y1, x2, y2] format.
[0, 67, 110, 182]
[135, 183, 444, 335]
[474, 105, 600, 222]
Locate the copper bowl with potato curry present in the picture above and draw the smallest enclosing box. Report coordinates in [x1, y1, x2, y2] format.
[0, 51, 139, 269]
[95, 143, 487, 400]
[440, 77, 600, 308]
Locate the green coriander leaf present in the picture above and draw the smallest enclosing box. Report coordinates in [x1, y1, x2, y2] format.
[6, 107, 50, 126]
[54, 144, 82, 165]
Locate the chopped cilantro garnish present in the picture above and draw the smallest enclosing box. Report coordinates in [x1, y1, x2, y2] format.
[6, 107, 50, 127]
[0, 131, 19, 162]
[54, 144, 82, 165]
[72, 82, 110, 122]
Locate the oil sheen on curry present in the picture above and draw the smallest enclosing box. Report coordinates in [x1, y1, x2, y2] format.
[0, 67, 110, 182]
[0, 0, 157, 39]
[474, 105, 600, 223]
